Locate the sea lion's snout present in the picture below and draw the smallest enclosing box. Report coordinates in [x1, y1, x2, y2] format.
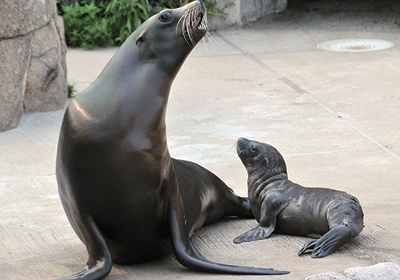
[187, 0, 207, 30]
[236, 138, 248, 157]
[237, 138, 257, 162]
[179, 0, 208, 45]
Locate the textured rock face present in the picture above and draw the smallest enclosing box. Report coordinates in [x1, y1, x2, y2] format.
[209, 0, 288, 29]
[0, 0, 67, 132]
[306, 262, 400, 280]
[344, 262, 400, 280]
[0, 37, 31, 131]
[0, 0, 57, 39]
[24, 16, 67, 112]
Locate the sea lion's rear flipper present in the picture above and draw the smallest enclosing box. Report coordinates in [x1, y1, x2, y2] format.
[168, 194, 289, 275]
[57, 216, 112, 280]
[297, 239, 318, 256]
[311, 225, 352, 258]
[298, 225, 352, 258]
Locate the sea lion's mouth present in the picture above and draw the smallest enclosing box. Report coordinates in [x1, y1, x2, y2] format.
[179, 1, 208, 45]
[192, 12, 204, 30]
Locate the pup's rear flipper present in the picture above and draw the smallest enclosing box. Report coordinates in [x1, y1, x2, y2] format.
[297, 239, 318, 256]
[298, 225, 352, 258]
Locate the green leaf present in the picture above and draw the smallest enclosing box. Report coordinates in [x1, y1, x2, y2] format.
[126, 17, 132, 33]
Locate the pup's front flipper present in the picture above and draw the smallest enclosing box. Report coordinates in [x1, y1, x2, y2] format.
[233, 225, 274, 244]
[234, 191, 287, 244]
[298, 225, 352, 258]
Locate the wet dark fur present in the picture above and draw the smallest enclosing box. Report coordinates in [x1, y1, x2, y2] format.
[55, 2, 288, 279]
[234, 138, 364, 258]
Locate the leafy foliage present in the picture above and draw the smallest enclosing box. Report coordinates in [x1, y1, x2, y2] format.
[58, 0, 111, 49]
[58, 0, 148, 49]
[57, 0, 230, 49]
[205, 0, 234, 18]
[67, 83, 76, 98]
[147, 0, 232, 17]
[104, 0, 149, 44]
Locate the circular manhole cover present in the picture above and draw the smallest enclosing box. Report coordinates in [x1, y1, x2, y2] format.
[317, 39, 395, 52]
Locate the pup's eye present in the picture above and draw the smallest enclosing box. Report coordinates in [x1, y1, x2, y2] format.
[160, 11, 171, 22]
[251, 145, 256, 151]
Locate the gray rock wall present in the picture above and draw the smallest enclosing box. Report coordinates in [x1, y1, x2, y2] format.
[0, 0, 67, 132]
[209, 0, 287, 29]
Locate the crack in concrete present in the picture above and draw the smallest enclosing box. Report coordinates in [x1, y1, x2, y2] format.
[0, 174, 56, 183]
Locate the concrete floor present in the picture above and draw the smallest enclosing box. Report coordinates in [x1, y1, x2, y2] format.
[1, 2, 400, 279]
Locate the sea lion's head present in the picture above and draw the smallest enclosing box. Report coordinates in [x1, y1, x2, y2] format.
[132, 0, 208, 75]
[236, 138, 287, 178]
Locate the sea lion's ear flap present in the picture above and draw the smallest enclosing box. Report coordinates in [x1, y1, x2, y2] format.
[264, 157, 270, 167]
[136, 33, 145, 46]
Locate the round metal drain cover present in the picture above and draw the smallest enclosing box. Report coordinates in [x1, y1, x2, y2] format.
[317, 39, 395, 52]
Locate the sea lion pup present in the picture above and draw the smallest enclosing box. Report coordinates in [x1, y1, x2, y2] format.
[233, 138, 364, 258]
[56, 1, 288, 279]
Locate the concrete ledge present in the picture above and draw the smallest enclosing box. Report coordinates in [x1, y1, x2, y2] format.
[209, 0, 287, 29]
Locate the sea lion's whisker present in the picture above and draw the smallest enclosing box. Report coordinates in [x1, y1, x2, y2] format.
[178, 2, 208, 47]
[176, 14, 186, 35]
[204, 31, 218, 48]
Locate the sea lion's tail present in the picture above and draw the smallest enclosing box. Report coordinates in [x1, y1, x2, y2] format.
[56, 216, 112, 279]
[168, 195, 289, 275]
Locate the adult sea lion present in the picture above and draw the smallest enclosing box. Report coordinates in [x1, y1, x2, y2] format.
[55, 2, 288, 279]
[233, 138, 364, 258]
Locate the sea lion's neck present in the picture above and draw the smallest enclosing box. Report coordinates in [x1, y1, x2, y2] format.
[77, 47, 172, 118]
[69, 48, 176, 152]
[248, 171, 288, 192]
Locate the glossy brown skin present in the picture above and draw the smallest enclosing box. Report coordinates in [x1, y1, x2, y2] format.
[55, 2, 288, 279]
[233, 138, 364, 258]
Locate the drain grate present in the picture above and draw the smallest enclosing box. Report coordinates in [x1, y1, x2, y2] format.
[317, 39, 395, 52]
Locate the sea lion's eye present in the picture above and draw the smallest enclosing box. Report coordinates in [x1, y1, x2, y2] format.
[160, 11, 171, 22]
[251, 145, 256, 152]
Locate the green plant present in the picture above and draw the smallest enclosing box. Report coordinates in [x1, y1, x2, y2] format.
[105, 0, 148, 43]
[58, 0, 148, 48]
[57, 0, 232, 49]
[204, 0, 234, 18]
[59, 0, 112, 49]
[68, 83, 76, 98]
[147, 0, 231, 17]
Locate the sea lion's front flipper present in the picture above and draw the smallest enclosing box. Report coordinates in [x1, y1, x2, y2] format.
[168, 193, 289, 275]
[233, 225, 274, 244]
[310, 225, 352, 258]
[233, 191, 285, 244]
[57, 216, 112, 280]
